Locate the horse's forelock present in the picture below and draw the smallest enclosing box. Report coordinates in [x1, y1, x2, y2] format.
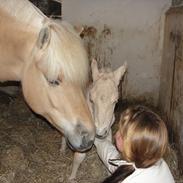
[36, 21, 89, 88]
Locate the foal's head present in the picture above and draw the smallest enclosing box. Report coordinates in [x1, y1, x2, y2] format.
[88, 59, 127, 138]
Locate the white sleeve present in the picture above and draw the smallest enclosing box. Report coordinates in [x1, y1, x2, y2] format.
[94, 137, 120, 173]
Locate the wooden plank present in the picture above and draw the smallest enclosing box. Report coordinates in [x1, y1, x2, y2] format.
[170, 13, 183, 175]
[159, 6, 183, 174]
[159, 8, 177, 122]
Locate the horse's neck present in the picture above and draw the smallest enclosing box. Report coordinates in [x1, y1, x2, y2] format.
[0, 8, 38, 81]
[0, 0, 45, 29]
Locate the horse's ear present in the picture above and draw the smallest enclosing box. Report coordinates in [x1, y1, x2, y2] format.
[114, 62, 127, 86]
[91, 59, 100, 81]
[36, 26, 51, 50]
[74, 25, 84, 35]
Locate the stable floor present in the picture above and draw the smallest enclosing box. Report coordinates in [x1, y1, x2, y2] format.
[0, 90, 182, 183]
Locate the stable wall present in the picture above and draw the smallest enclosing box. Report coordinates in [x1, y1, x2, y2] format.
[62, 0, 171, 106]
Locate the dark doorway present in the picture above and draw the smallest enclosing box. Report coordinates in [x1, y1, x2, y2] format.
[29, 0, 61, 18]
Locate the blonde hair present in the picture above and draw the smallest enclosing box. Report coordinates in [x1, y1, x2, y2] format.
[119, 105, 168, 168]
[103, 105, 168, 183]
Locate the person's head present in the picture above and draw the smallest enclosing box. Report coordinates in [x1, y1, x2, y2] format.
[103, 105, 168, 183]
[116, 105, 168, 168]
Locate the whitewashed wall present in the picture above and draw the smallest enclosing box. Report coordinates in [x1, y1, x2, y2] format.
[62, 0, 171, 106]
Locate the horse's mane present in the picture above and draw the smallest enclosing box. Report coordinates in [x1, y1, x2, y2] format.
[36, 20, 89, 87]
[0, 0, 89, 87]
[0, 0, 45, 29]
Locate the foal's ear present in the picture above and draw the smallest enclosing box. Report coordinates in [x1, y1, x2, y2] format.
[36, 26, 51, 50]
[114, 62, 127, 86]
[91, 59, 100, 81]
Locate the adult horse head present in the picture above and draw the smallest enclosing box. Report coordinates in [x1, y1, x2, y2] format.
[0, 0, 95, 152]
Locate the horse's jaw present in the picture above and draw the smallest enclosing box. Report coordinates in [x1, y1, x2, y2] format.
[21, 62, 95, 152]
[48, 111, 95, 152]
[44, 109, 95, 152]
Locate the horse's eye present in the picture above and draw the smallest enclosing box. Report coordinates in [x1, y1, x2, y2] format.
[49, 80, 60, 86]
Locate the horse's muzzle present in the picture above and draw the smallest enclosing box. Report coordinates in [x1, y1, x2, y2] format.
[66, 135, 93, 152]
[66, 123, 95, 152]
[80, 134, 93, 150]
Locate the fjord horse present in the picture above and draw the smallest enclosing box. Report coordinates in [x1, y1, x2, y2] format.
[0, 0, 95, 152]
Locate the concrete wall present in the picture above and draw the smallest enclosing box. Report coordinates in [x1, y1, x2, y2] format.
[62, 0, 171, 106]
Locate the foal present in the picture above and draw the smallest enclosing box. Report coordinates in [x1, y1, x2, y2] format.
[65, 59, 127, 179]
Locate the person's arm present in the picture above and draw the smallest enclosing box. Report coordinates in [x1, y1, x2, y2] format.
[94, 131, 120, 173]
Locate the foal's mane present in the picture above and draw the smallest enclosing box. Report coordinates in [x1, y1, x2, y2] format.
[0, 0, 89, 87]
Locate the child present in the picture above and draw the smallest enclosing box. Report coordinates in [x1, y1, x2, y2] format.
[94, 105, 175, 183]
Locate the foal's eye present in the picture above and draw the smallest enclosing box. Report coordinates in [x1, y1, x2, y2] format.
[49, 80, 60, 86]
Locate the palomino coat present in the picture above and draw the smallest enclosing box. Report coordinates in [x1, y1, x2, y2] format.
[95, 139, 175, 183]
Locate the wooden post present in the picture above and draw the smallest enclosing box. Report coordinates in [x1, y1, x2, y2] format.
[159, 6, 183, 175]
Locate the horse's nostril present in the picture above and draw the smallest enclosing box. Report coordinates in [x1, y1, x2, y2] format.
[81, 135, 93, 149]
[81, 130, 88, 137]
[87, 140, 93, 148]
[82, 134, 87, 145]
[75, 123, 94, 150]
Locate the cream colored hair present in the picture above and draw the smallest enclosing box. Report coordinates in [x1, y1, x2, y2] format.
[0, 0, 89, 87]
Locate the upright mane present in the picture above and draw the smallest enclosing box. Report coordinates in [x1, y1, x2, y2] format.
[0, 0, 89, 87]
[0, 0, 46, 29]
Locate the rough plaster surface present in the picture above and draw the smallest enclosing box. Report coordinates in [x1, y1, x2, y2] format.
[62, 0, 171, 106]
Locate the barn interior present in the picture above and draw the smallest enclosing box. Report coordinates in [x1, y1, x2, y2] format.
[0, 0, 183, 182]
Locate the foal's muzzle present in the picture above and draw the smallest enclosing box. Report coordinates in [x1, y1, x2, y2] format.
[96, 128, 109, 139]
[96, 131, 108, 139]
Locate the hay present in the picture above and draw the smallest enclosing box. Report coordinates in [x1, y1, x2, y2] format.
[0, 93, 182, 183]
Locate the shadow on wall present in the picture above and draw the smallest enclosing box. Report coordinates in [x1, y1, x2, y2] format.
[80, 24, 159, 107]
[80, 25, 129, 102]
[81, 25, 113, 69]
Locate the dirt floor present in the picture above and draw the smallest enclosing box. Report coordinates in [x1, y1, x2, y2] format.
[0, 88, 182, 183]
